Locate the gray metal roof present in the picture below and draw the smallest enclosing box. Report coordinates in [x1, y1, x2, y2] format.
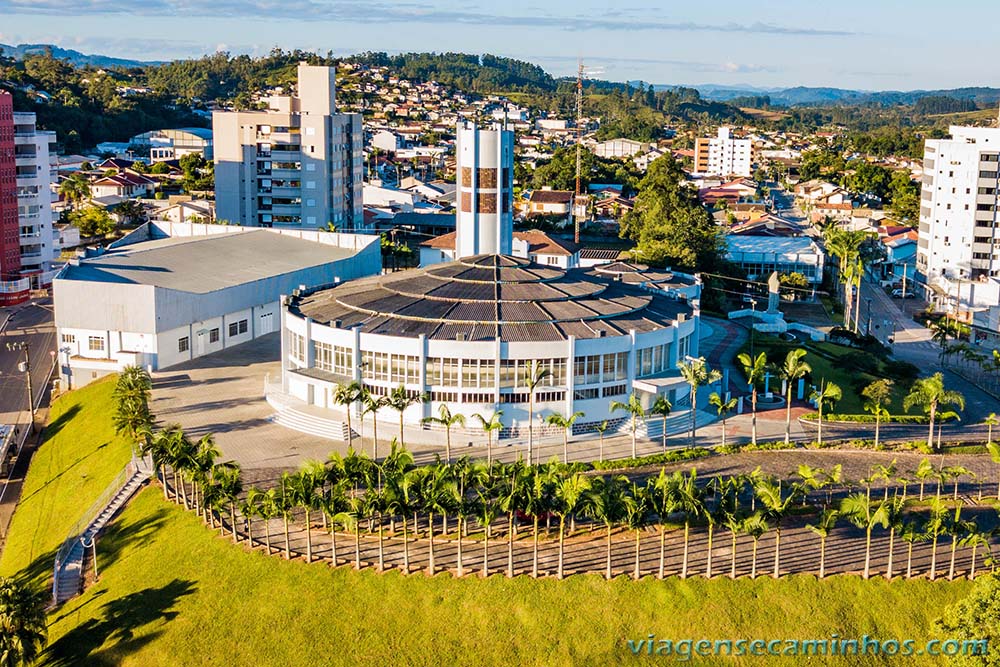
[59, 230, 355, 294]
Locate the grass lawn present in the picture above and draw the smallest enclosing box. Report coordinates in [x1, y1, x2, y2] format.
[0, 376, 132, 588]
[0, 374, 978, 666]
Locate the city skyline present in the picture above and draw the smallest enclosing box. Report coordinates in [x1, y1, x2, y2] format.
[2, 0, 1000, 90]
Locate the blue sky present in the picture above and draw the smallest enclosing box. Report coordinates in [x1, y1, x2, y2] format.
[1, 0, 998, 90]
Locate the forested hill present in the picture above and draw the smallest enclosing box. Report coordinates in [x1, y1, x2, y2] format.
[352, 52, 556, 92]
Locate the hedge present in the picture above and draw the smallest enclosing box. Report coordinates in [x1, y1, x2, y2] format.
[799, 413, 957, 424]
[588, 447, 712, 471]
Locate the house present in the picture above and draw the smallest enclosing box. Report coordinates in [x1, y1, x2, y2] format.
[593, 196, 634, 220]
[726, 235, 825, 283]
[634, 147, 667, 172]
[419, 229, 579, 268]
[153, 198, 216, 224]
[527, 189, 574, 218]
[592, 138, 648, 159]
[371, 129, 407, 153]
[89, 171, 156, 199]
[729, 213, 801, 237]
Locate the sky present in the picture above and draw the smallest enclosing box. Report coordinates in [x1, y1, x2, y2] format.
[2, 0, 999, 90]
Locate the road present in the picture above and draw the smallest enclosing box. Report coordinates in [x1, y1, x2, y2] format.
[0, 299, 57, 426]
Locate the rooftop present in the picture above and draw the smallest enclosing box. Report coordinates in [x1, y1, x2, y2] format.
[726, 235, 822, 256]
[58, 230, 355, 294]
[291, 254, 692, 342]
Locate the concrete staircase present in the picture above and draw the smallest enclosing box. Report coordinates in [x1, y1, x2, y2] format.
[641, 409, 716, 440]
[53, 459, 151, 604]
[265, 387, 354, 442]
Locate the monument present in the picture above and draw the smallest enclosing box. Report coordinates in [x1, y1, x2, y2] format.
[766, 270, 781, 314]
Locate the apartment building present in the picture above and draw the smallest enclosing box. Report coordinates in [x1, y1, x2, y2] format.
[693, 127, 753, 177]
[0, 91, 18, 300]
[214, 64, 365, 231]
[13, 112, 56, 283]
[917, 125, 1000, 284]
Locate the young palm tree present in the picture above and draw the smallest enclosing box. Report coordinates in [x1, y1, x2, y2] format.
[499, 463, 528, 578]
[649, 395, 673, 452]
[899, 517, 927, 580]
[472, 410, 504, 464]
[903, 372, 965, 453]
[943, 465, 973, 501]
[677, 357, 722, 447]
[869, 460, 898, 502]
[914, 457, 935, 501]
[736, 352, 768, 446]
[610, 393, 645, 460]
[0, 577, 48, 666]
[722, 507, 744, 579]
[740, 512, 769, 579]
[595, 420, 609, 463]
[212, 461, 243, 543]
[112, 365, 154, 456]
[387, 385, 427, 447]
[333, 380, 363, 449]
[676, 468, 705, 579]
[586, 474, 631, 580]
[806, 508, 839, 579]
[523, 361, 552, 465]
[322, 480, 351, 566]
[623, 483, 650, 580]
[839, 493, 890, 579]
[385, 469, 421, 574]
[987, 441, 1000, 501]
[708, 392, 738, 448]
[249, 487, 277, 555]
[648, 468, 682, 579]
[421, 403, 466, 464]
[883, 496, 906, 580]
[754, 476, 799, 578]
[946, 503, 970, 581]
[778, 349, 811, 445]
[363, 486, 387, 571]
[544, 410, 584, 464]
[476, 491, 499, 578]
[862, 379, 894, 450]
[523, 468, 551, 578]
[362, 391, 390, 461]
[273, 477, 295, 560]
[925, 496, 949, 581]
[809, 379, 842, 448]
[286, 465, 323, 562]
[552, 472, 592, 579]
[960, 524, 990, 580]
[986, 412, 998, 444]
[419, 465, 458, 575]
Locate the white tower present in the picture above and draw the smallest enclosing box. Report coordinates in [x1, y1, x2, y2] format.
[454, 122, 514, 257]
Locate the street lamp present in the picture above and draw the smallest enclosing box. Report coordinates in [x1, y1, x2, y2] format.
[6, 341, 35, 434]
[866, 298, 873, 337]
[749, 299, 757, 360]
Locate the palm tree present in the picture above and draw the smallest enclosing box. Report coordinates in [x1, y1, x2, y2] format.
[385, 470, 420, 574]
[285, 463, 324, 563]
[0, 577, 47, 666]
[610, 393, 645, 459]
[899, 517, 926, 580]
[737, 351, 768, 446]
[649, 396, 673, 451]
[925, 496, 949, 581]
[623, 483, 650, 580]
[986, 412, 998, 444]
[740, 512, 769, 579]
[677, 357, 722, 447]
[476, 491, 499, 578]
[333, 380, 363, 449]
[499, 463, 527, 578]
[883, 496, 906, 581]
[809, 379, 842, 448]
[146, 426, 178, 501]
[778, 349, 811, 445]
[754, 476, 799, 578]
[595, 420, 609, 463]
[249, 487, 278, 555]
[840, 493, 889, 579]
[806, 508, 839, 579]
[523, 468, 550, 578]
[363, 485, 387, 571]
[708, 392, 738, 448]
[361, 391, 390, 461]
[586, 474, 631, 580]
[675, 468, 705, 579]
[190, 434, 221, 520]
[903, 373, 965, 453]
[387, 385, 426, 447]
[112, 366, 154, 456]
[862, 379, 894, 451]
[212, 461, 243, 543]
[914, 457, 935, 501]
[419, 465, 458, 575]
[943, 465, 973, 501]
[472, 410, 504, 464]
[523, 361, 552, 465]
[946, 503, 970, 581]
[421, 403, 466, 463]
[552, 472, 592, 579]
[58, 171, 91, 209]
[960, 524, 990, 580]
[648, 469, 681, 579]
[544, 410, 584, 463]
[870, 460, 899, 502]
[273, 477, 295, 560]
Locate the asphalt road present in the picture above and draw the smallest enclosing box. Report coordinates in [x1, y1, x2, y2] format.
[0, 299, 57, 425]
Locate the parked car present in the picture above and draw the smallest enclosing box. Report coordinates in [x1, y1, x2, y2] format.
[891, 289, 915, 299]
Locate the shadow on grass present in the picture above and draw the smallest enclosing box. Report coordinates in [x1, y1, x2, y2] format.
[17, 441, 112, 505]
[94, 505, 169, 574]
[39, 404, 81, 442]
[44, 578, 197, 667]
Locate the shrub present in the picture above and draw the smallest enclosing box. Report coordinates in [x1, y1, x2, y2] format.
[588, 447, 712, 471]
[799, 412, 953, 425]
[884, 359, 919, 384]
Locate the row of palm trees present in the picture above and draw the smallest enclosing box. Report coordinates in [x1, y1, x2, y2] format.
[143, 428, 999, 581]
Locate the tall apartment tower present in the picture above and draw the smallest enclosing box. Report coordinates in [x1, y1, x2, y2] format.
[0, 91, 19, 290]
[13, 111, 56, 282]
[454, 122, 515, 258]
[693, 127, 752, 178]
[916, 125, 1000, 284]
[213, 63, 364, 230]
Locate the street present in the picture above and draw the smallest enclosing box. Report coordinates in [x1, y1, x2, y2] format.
[0, 299, 57, 426]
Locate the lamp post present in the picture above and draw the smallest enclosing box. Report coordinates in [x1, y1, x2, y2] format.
[749, 298, 757, 360]
[6, 341, 35, 434]
[866, 298, 873, 337]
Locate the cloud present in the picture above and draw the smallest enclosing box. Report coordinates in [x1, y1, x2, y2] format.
[529, 54, 779, 75]
[0, 0, 853, 36]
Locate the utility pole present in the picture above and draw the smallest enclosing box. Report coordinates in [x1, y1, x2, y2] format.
[575, 59, 583, 244]
[6, 341, 35, 434]
[901, 262, 907, 298]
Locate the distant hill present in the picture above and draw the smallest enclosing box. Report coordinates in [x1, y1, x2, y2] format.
[0, 43, 155, 69]
[678, 83, 1000, 107]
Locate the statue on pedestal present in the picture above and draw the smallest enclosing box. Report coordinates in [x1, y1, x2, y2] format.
[766, 271, 781, 314]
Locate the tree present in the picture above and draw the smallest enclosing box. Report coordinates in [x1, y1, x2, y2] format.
[387, 385, 426, 448]
[778, 349, 811, 445]
[806, 508, 839, 579]
[523, 361, 552, 465]
[595, 420, 609, 463]
[112, 365, 154, 456]
[648, 396, 673, 452]
[361, 391, 389, 461]
[69, 205, 116, 237]
[623, 483, 650, 580]
[648, 468, 682, 579]
[737, 352, 768, 446]
[987, 441, 1000, 501]
[418, 465, 458, 575]
[421, 403, 466, 464]
[675, 468, 705, 579]
[925, 496, 950, 581]
[862, 379, 894, 450]
[937, 572, 1000, 666]
[58, 172, 91, 209]
[986, 412, 998, 444]
[544, 410, 584, 464]
[754, 477, 799, 578]
[809, 379, 842, 447]
[285, 463, 324, 563]
[333, 381, 363, 450]
[676, 357, 721, 448]
[899, 517, 927, 580]
[385, 469, 420, 574]
[212, 461, 243, 543]
[840, 493, 890, 579]
[472, 410, 504, 464]
[740, 512, 769, 579]
[0, 577, 47, 667]
[475, 490, 499, 578]
[708, 391, 738, 448]
[586, 474, 631, 580]
[552, 472, 592, 579]
[903, 372, 965, 453]
[611, 393, 645, 459]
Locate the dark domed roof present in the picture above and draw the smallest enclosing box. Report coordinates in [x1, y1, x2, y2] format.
[291, 254, 693, 342]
